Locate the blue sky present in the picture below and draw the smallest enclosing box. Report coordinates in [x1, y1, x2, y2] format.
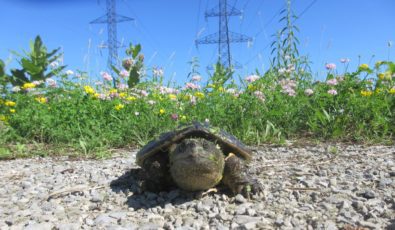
[0, 0, 394, 85]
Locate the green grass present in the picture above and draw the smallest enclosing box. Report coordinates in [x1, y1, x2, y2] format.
[1, 60, 394, 159]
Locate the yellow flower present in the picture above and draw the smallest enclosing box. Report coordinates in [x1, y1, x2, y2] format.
[375, 61, 384, 68]
[22, 82, 36, 90]
[182, 94, 191, 100]
[389, 88, 395, 94]
[114, 103, 125, 111]
[109, 88, 118, 94]
[375, 88, 382, 94]
[35, 97, 47, 104]
[180, 115, 187, 121]
[247, 84, 256, 91]
[93, 93, 100, 99]
[384, 72, 392, 81]
[0, 115, 8, 122]
[4, 101, 16, 107]
[360, 90, 373, 97]
[126, 96, 137, 101]
[194, 92, 205, 99]
[159, 109, 165, 115]
[359, 64, 369, 71]
[168, 94, 177, 101]
[119, 92, 127, 98]
[84, 86, 95, 95]
[378, 73, 385, 80]
[9, 109, 16, 113]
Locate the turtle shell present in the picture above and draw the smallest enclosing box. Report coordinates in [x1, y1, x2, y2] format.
[136, 122, 252, 166]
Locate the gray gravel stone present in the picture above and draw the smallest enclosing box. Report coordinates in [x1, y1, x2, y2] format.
[0, 145, 394, 229]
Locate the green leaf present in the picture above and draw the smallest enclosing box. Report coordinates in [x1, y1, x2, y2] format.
[46, 47, 61, 59]
[279, 16, 287, 22]
[10, 69, 28, 86]
[21, 58, 41, 75]
[111, 65, 120, 76]
[133, 44, 142, 58]
[0, 59, 5, 76]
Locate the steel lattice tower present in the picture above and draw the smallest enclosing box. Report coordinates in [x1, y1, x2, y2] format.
[196, 0, 252, 69]
[91, 0, 134, 86]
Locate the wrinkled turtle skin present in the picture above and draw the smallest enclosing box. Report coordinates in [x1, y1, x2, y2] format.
[136, 122, 262, 197]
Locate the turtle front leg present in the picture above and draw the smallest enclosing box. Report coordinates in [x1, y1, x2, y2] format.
[222, 153, 263, 199]
[141, 151, 174, 192]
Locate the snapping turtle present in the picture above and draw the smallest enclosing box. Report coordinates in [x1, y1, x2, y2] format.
[136, 122, 262, 197]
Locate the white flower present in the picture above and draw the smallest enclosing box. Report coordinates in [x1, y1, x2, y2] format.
[12, 86, 21, 92]
[153, 67, 164, 77]
[135, 112, 140, 116]
[304, 88, 314, 96]
[32, 80, 44, 86]
[65, 70, 74, 75]
[49, 61, 59, 68]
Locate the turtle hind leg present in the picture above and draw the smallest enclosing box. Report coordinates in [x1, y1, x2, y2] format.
[141, 151, 174, 192]
[222, 153, 263, 199]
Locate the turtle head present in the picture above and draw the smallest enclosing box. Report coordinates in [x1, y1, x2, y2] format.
[169, 138, 225, 191]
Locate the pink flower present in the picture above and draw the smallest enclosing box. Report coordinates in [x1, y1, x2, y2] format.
[170, 113, 179, 121]
[283, 88, 296, 97]
[190, 96, 197, 105]
[254, 91, 265, 101]
[46, 78, 57, 88]
[326, 78, 338, 86]
[327, 89, 338, 95]
[119, 70, 129, 78]
[118, 83, 128, 90]
[140, 90, 149, 97]
[304, 89, 314, 96]
[101, 71, 113, 81]
[325, 63, 336, 70]
[95, 81, 103, 86]
[340, 58, 350, 63]
[280, 79, 297, 96]
[245, 75, 260, 83]
[98, 93, 109, 100]
[191, 75, 202, 82]
[185, 82, 200, 90]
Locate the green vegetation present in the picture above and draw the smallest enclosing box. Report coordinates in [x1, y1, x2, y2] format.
[0, 3, 394, 158]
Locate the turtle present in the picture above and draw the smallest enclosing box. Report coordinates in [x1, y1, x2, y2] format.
[136, 122, 262, 197]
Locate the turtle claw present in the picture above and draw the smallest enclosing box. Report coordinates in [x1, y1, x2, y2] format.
[241, 179, 264, 200]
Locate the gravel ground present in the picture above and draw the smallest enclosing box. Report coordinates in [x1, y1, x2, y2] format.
[0, 144, 394, 230]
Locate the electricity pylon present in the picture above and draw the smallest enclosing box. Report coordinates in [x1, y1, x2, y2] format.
[91, 0, 134, 86]
[196, 0, 252, 69]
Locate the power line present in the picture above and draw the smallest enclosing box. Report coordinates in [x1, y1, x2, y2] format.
[297, 0, 318, 19]
[243, 0, 265, 32]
